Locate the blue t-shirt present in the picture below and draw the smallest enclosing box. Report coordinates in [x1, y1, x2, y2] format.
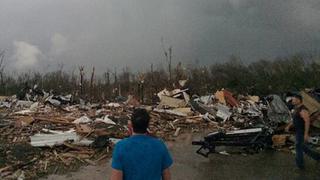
[111, 135, 173, 180]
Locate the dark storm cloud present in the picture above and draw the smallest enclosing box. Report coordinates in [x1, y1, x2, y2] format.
[0, 0, 319, 73]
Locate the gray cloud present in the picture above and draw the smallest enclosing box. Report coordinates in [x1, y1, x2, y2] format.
[12, 41, 43, 70]
[50, 33, 68, 57]
[0, 0, 319, 73]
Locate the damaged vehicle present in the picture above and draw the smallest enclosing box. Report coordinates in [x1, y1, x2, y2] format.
[192, 127, 273, 157]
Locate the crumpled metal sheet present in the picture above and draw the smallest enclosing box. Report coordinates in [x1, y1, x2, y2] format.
[267, 95, 291, 123]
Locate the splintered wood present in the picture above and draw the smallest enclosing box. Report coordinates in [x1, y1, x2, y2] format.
[149, 109, 214, 140]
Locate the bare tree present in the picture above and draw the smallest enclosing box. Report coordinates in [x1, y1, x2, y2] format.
[112, 67, 118, 98]
[79, 66, 85, 96]
[0, 50, 5, 89]
[90, 66, 95, 100]
[102, 69, 111, 100]
[103, 69, 110, 86]
[168, 46, 172, 83]
[90, 67, 95, 89]
[161, 38, 172, 84]
[137, 72, 145, 103]
[113, 67, 117, 85]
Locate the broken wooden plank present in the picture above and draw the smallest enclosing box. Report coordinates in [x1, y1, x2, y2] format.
[159, 96, 187, 108]
[35, 117, 74, 125]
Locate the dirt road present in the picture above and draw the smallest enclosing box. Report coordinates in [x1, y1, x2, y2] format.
[45, 133, 319, 180]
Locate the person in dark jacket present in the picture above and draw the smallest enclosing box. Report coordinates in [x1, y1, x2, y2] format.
[285, 94, 320, 169]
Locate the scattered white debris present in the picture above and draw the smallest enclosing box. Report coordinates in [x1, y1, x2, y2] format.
[95, 116, 116, 125]
[73, 116, 92, 124]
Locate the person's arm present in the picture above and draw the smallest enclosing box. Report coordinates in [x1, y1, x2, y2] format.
[111, 169, 123, 180]
[110, 142, 123, 180]
[161, 141, 173, 180]
[285, 121, 293, 132]
[300, 109, 310, 142]
[162, 167, 171, 180]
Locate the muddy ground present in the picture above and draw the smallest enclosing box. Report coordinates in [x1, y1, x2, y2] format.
[44, 133, 319, 180]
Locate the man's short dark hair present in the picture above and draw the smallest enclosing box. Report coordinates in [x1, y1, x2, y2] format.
[131, 108, 150, 134]
[293, 93, 303, 101]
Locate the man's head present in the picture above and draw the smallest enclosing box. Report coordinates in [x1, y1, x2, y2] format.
[131, 108, 150, 134]
[292, 93, 303, 106]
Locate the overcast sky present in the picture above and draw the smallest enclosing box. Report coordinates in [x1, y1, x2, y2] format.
[0, 0, 320, 74]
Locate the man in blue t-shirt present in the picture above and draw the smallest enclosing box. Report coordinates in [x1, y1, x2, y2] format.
[111, 108, 173, 180]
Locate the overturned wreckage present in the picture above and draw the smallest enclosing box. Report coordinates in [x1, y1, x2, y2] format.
[191, 92, 291, 157]
[192, 127, 273, 157]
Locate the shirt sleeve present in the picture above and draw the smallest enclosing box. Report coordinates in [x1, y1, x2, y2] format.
[161, 142, 173, 170]
[111, 143, 123, 171]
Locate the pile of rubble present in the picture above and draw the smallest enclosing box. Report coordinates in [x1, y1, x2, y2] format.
[156, 88, 291, 131]
[156, 88, 320, 153]
[1, 85, 320, 178]
[0, 87, 215, 179]
[0, 98, 129, 179]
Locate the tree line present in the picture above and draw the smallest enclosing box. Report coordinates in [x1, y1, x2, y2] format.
[0, 53, 319, 102]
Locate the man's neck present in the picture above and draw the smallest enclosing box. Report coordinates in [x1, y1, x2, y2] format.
[132, 132, 146, 136]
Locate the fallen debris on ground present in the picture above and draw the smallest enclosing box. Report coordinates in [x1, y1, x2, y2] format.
[1, 87, 320, 178]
